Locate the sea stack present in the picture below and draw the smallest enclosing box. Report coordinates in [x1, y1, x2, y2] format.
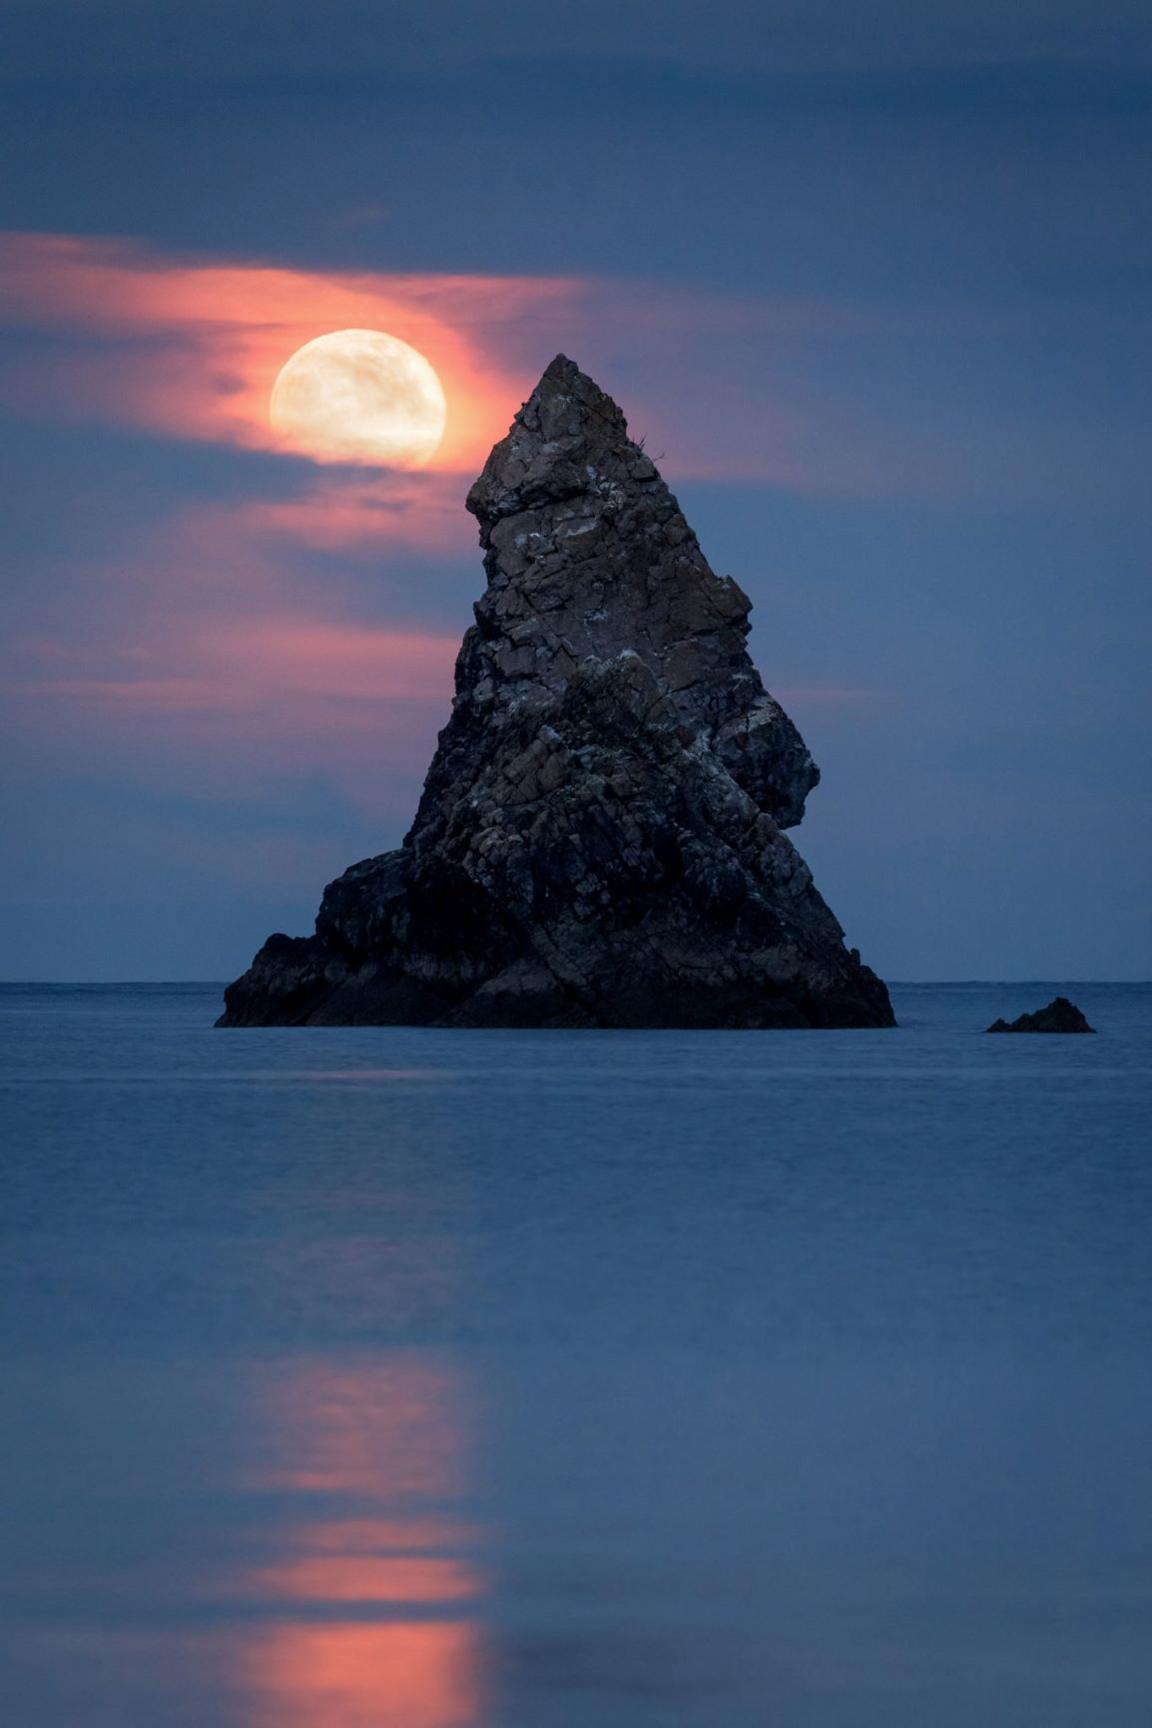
[220, 357, 894, 1029]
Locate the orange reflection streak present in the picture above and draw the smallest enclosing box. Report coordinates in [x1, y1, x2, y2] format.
[255, 1360, 469, 1498]
[0, 231, 581, 472]
[232, 1357, 485, 1728]
[243, 1623, 480, 1728]
[245, 1549, 476, 1607]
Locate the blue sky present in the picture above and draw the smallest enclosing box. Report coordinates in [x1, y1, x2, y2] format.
[1, 0, 1149, 979]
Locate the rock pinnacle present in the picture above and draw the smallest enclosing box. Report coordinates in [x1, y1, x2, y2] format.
[219, 356, 894, 1028]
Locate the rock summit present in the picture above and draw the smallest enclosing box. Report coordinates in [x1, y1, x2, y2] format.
[220, 356, 894, 1029]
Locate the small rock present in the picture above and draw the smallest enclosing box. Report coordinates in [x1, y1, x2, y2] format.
[986, 996, 1096, 1034]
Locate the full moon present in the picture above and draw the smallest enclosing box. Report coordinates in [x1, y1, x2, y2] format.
[269, 329, 447, 467]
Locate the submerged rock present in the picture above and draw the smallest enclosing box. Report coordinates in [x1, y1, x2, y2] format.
[220, 356, 893, 1029]
[986, 996, 1095, 1034]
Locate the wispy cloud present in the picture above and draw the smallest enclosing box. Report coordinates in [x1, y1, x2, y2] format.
[17, 621, 458, 712]
[0, 232, 584, 475]
[241, 469, 475, 559]
[0, 230, 935, 503]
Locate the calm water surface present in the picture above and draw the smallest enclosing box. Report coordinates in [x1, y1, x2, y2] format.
[1, 983, 1150, 1727]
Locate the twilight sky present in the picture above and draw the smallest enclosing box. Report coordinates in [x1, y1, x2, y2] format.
[2, 0, 1150, 981]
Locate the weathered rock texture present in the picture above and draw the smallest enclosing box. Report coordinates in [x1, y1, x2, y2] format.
[220, 356, 893, 1029]
[987, 997, 1095, 1034]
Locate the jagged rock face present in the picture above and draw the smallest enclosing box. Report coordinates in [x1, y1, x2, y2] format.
[220, 356, 893, 1029]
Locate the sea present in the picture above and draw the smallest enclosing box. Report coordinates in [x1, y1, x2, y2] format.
[1, 981, 1150, 1727]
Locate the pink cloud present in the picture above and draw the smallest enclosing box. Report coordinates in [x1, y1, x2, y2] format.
[26, 621, 457, 710]
[0, 229, 936, 503]
[242, 469, 475, 560]
[0, 231, 582, 474]
[1, 465, 464, 820]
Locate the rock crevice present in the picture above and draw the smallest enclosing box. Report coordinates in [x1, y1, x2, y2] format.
[220, 356, 893, 1028]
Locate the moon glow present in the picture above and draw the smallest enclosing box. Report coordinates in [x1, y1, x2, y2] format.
[270, 329, 447, 467]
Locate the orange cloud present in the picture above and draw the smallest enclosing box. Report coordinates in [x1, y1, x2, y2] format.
[0, 231, 581, 472]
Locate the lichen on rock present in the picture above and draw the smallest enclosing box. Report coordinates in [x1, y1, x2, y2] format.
[219, 356, 894, 1028]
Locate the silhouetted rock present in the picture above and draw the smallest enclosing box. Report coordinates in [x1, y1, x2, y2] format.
[987, 996, 1095, 1034]
[220, 356, 894, 1029]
